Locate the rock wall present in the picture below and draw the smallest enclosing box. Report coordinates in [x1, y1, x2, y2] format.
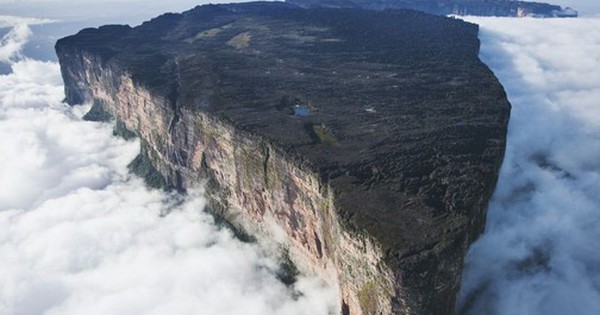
[56, 5, 510, 313]
[57, 48, 403, 314]
[287, 0, 578, 18]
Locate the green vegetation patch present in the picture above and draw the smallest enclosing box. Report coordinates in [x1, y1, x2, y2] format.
[128, 152, 166, 189]
[306, 124, 338, 144]
[358, 280, 380, 315]
[226, 32, 251, 49]
[83, 102, 112, 122]
[112, 119, 137, 140]
[185, 23, 233, 43]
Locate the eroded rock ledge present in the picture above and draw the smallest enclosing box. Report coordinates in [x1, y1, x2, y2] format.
[56, 3, 510, 314]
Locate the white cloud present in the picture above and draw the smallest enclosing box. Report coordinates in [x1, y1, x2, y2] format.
[458, 17, 600, 315]
[0, 17, 336, 315]
[4, 5, 599, 315]
[0, 16, 53, 62]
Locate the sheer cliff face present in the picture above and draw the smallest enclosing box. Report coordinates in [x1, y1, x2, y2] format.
[288, 0, 578, 18]
[56, 4, 510, 315]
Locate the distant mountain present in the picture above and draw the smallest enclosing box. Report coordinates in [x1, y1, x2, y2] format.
[287, 0, 578, 17]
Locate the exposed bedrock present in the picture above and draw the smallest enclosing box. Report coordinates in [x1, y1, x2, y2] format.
[56, 3, 510, 314]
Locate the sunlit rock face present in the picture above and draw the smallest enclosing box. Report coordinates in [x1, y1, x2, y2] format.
[56, 3, 510, 314]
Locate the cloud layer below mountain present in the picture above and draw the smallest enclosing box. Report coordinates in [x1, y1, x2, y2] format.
[2, 7, 599, 315]
[458, 17, 600, 315]
[0, 17, 336, 315]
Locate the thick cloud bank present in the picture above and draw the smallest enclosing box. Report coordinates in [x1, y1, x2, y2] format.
[0, 18, 336, 315]
[458, 17, 600, 315]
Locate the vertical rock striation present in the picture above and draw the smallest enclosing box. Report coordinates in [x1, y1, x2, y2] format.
[56, 3, 511, 314]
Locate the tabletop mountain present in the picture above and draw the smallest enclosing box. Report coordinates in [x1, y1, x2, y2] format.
[288, 0, 578, 17]
[56, 3, 511, 314]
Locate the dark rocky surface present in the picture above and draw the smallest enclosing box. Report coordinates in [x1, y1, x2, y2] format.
[289, 0, 578, 17]
[56, 3, 511, 314]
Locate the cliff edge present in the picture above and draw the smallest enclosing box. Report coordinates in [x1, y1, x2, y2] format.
[288, 0, 578, 18]
[56, 3, 511, 314]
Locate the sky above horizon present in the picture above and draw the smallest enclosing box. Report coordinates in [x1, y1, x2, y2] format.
[0, 1, 258, 23]
[0, 2, 340, 315]
[0, 10, 338, 315]
[1, 1, 599, 315]
[0, 0, 598, 19]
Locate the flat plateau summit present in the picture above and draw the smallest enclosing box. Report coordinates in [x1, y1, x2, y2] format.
[289, 0, 578, 18]
[57, 3, 511, 314]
